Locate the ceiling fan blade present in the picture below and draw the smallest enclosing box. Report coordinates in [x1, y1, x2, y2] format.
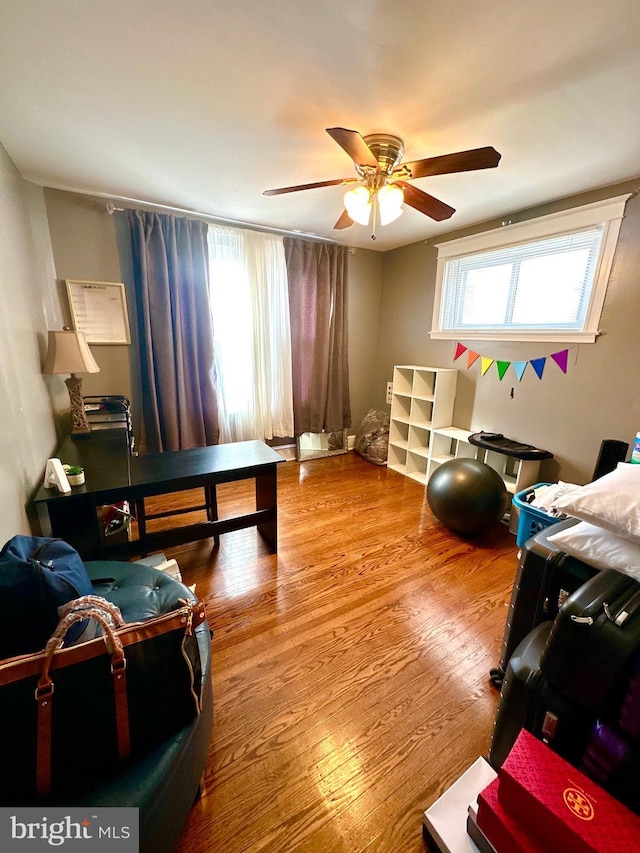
[393, 146, 501, 180]
[334, 209, 353, 230]
[264, 178, 356, 196]
[396, 181, 455, 221]
[326, 127, 379, 169]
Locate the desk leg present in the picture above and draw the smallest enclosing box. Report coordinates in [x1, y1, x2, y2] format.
[255, 465, 278, 552]
[47, 497, 103, 560]
[134, 498, 147, 539]
[205, 484, 220, 548]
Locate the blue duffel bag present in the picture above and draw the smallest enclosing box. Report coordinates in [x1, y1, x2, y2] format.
[0, 536, 95, 658]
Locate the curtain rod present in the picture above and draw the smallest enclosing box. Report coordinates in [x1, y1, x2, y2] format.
[103, 197, 354, 248]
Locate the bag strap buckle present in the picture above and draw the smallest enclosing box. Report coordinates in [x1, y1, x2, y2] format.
[35, 682, 54, 703]
[111, 657, 127, 674]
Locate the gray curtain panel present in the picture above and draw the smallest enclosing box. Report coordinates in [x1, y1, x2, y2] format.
[284, 237, 351, 435]
[127, 210, 219, 452]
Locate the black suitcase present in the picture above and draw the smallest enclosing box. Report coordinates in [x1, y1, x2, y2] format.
[619, 646, 640, 742]
[488, 621, 595, 769]
[578, 646, 640, 816]
[540, 569, 640, 715]
[490, 518, 598, 688]
[581, 719, 640, 815]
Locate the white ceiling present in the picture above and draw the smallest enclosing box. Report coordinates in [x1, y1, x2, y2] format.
[1, 1, 640, 251]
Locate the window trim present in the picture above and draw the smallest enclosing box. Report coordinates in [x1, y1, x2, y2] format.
[430, 194, 631, 343]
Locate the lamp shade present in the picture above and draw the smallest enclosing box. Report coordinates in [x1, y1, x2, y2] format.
[343, 186, 372, 226]
[378, 184, 404, 225]
[43, 329, 100, 375]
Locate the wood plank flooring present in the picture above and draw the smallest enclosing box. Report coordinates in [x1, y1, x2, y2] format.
[157, 451, 519, 853]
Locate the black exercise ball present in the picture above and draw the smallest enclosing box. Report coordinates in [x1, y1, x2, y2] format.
[427, 458, 508, 537]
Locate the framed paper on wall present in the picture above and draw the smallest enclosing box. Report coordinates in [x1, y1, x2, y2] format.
[65, 280, 131, 345]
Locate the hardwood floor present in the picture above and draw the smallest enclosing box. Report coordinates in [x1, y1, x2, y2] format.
[158, 451, 519, 853]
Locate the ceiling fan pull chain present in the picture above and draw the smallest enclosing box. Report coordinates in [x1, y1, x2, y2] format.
[371, 193, 378, 241]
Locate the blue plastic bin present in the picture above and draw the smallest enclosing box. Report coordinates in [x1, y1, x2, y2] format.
[512, 483, 563, 547]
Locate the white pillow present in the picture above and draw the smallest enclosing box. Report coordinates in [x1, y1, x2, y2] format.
[547, 520, 640, 582]
[552, 463, 640, 545]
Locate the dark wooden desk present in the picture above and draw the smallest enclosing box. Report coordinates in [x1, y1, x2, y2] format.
[30, 432, 284, 560]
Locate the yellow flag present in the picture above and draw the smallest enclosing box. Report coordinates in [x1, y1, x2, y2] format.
[481, 356, 494, 376]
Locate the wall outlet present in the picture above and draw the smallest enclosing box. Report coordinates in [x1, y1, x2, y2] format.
[386, 381, 393, 404]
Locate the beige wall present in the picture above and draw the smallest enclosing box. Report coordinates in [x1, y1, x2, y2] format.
[0, 145, 67, 541]
[347, 247, 384, 432]
[41, 188, 385, 440]
[37, 180, 640, 484]
[6, 159, 637, 532]
[374, 179, 640, 484]
[43, 189, 133, 404]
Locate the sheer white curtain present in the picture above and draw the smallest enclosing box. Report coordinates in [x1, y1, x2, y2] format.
[207, 225, 294, 442]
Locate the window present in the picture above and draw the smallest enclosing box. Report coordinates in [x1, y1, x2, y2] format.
[207, 225, 294, 442]
[431, 194, 630, 342]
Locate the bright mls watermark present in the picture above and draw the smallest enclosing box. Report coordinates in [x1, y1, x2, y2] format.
[0, 808, 138, 850]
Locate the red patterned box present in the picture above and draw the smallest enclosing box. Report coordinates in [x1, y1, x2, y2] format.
[477, 778, 547, 852]
[499, 729, 640, 853]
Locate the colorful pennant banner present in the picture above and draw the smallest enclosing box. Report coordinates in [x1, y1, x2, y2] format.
[453, 343, 573, 381]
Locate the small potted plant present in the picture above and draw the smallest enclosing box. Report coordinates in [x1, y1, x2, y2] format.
[63, 464, 85, 486]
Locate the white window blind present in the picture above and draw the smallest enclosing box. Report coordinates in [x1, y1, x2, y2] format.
[441, 227, 603, 332]
[431, 194, 630, 343]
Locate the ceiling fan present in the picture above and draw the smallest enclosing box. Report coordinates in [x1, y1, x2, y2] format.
[264, 127, 501, 239]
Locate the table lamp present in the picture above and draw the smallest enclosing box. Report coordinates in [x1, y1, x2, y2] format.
[43, 327, 100, 435]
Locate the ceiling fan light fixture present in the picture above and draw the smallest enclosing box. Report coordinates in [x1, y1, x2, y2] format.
[265, 128, 500, 233]
[343, 185, 372, 226]
[378, 184, 404, 225]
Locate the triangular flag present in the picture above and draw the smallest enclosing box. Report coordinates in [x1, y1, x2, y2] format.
[467, 350, 480, 369]
[551, 349, 569, 373]
[513, 361, 527, 381]
[481, 356, 494, 376]
[496, 360, 511, 380]
[454, 342, 467, 361]
[530, 357, 546, 379]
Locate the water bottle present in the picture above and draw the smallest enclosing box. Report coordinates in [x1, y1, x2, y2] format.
[632, 432, 640, 465]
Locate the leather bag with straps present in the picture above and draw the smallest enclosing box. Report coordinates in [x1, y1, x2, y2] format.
[0, 594, 208, 801]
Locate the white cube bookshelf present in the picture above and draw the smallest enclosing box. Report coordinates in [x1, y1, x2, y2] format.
[388, 365, 543, 495]
[482, 450, 541, 495]
[428, 427, 480, 478]
[388, 366, 457, 485]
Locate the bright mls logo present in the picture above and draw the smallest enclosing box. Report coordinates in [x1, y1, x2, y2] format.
[0, 808, 138, 850]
